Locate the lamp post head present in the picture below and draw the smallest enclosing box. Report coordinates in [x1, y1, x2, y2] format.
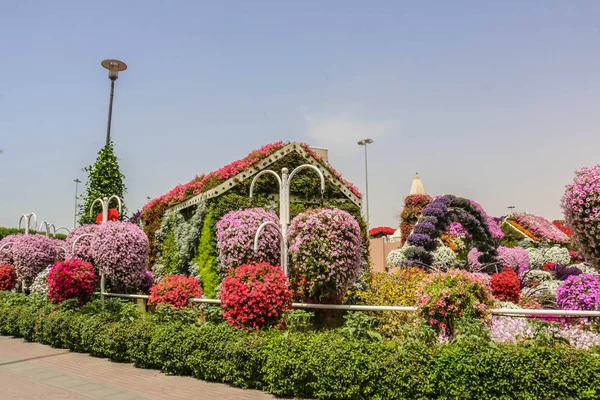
[357, 138, 374, 146]
[101, 59, 127, 81]
[74, 178, 82, 184]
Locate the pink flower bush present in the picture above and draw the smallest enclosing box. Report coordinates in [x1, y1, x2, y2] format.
[216, 208, 281, 272]
[556, 274, 600, 311]
[148, 274, 203, 309]
[47, 259, 96, 304]
[0, 234, 21, 265]
[66, 224, 98, 263]
[497, 246, 530, 275]
[11, 234, 57, 283]
[220, 262, 292, 329]
[562, 164, 600, 267]
[512, 212, 569, 243]
[288, 208, 362, 300]
[91, 221, 149, 291]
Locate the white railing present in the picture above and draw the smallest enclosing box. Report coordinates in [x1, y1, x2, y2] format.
[96, 292, 600, 317]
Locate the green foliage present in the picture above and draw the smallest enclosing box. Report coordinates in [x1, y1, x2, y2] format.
[193, 206, 220, 297]
[161, 230, 179, 275]
[281, 309, 314, 333]
[3, 292, 600, 399]
[341, 312, 383, 342]
[79, 141, 127, 225]
[0, 227, 66, 241]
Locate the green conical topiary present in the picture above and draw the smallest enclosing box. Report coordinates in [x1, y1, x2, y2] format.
[78, 141, 127, 225]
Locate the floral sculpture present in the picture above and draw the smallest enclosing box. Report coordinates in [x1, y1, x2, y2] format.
[288, 208, 362, 300]
[399, 194, 432, 245]
[47, 259, 96, 304]
[405, 195, 498, 269]
[416, 269, 494, 335]
[0, 235, 17, 265]
[0, 264, 17, 291]
[509, 213, 569, 243]
[448, 200, 504, 242]
[368, 226, 396, 238]
[66, 224, 98, 263]
[220, 262, 292, 329]
[216, 208, 281, 272]
[91, 221, 149, 291]
[556, 274, 600, 311]
[96, 208, 119, 225]
[148, 274, 203, 309]
[11, 234, 57, 283]
[562, 164, 600, 267]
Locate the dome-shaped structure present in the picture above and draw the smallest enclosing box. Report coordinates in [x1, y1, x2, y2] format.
[410, 173, 426, 195]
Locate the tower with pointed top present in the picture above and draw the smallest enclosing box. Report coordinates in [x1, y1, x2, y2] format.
[409, 173, 426, 195]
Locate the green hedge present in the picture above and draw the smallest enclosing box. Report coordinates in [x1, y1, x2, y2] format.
[0, 292, 598, 400]
[0, 227, 66, 241]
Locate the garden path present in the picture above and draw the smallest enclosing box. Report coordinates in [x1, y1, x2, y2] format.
[0, 336, 275, 400]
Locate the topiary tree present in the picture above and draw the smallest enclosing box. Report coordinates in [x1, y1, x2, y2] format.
[91, 221, 148, 292]
[78, 141, 127, 225]
[562, 164, 600, 269]
[288, 208, 362, 301]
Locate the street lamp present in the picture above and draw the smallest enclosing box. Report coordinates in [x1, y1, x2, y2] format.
[74, 179, 82, 228]
[507, 205, 516, 215]
[101, 59, 128, 146]
[357, 138, 374, 228]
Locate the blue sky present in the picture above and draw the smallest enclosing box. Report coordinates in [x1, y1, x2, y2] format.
[1, 1, 599, 229]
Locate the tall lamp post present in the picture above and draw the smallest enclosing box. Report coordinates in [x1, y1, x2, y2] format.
[101, 59, 128, 146]
[357, 138, 374, 228]
[74, 179, 82, 228]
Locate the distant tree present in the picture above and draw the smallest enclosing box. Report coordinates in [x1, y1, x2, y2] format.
[78, 141, 127, 225]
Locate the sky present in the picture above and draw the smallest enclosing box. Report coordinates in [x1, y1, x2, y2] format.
[1, 1, 599, 230]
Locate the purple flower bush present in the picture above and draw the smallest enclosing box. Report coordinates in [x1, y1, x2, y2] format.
[562, 164, 600, 267]
[216, 208, 280, 272]
[91, 221, 149, 291]
[288, 208, 362, 300]
[556, 274, 600, 311]
[553, 264, 582, 281]
[12, 234, 57, 283]
[497, 246, 530, 275]
[66, 224, 98, 264]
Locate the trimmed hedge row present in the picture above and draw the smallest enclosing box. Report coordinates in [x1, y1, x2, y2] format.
[0, 227, 67, 241]
[0, 293, 599, 400]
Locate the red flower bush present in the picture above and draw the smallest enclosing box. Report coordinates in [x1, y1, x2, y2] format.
[552, 220, 573, 237]
[148, 275, 203, 309]
[491, 268, 520, 303]
[369, 226, 396, 238]
[47, 259, 96, 304]
[220, 262, 292, 329]
[0, 264, 17, 291]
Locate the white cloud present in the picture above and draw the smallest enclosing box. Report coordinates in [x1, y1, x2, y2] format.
[304, 114, 396, 153]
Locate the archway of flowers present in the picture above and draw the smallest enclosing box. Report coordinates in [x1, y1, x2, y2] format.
[404, 195, 498, 271]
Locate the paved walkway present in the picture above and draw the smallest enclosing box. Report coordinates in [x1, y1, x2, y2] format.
[0, 336, 275, 400]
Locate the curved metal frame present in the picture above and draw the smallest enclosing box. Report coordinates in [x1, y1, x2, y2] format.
[18, 213, 37, 234]
[254, 221, 287, 275]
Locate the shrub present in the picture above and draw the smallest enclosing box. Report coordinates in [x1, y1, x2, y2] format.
[216, 208, 280, 272]
[91, 221, 149, 291]
[432, 246, 458, 270]
[29, 266, 51, 296]
[490, 269, 520, 303]
[193, 206, 220, 298]
[288, 208, 362, 300]
[47, 259, 96, 304]
[66, 224, 98, 263]
[0, 264, 17, 291]
[562, 165, 600, 267]
[220, 262, 292, 329]
[497, 246, 529, 275]
[552, 264, 583, 281]
[148, 275, 203, 309]
[357, 268, 425, 337]
[140, 270, 154, 293]
[11, 234, 58, 283]
[416, 269, 494, 335]
[0, 234, 19, 265]
[556, 274, 600, 311]
[386, 246, 412, 269]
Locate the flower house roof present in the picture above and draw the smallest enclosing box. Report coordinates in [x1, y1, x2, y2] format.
[410, 173, 426, 195]
[143, 142, 362, 216]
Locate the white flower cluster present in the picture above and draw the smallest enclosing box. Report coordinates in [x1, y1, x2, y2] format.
[29, 266, 51, 296]
[522, 269, 552, 285]
[432, 246, 458, 270]
[572, 263, 599, 275]
[537, 280, 562, 296]
[386, 245, 412, 268]
[526, 246, 570, 269]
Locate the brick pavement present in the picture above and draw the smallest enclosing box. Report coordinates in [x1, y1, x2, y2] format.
[0, 336, 275, 400]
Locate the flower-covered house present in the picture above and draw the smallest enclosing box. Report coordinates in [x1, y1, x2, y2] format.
[140, 141, 368, 297]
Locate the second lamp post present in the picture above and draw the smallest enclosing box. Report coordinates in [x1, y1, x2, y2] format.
[101, 59, 127, 146]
